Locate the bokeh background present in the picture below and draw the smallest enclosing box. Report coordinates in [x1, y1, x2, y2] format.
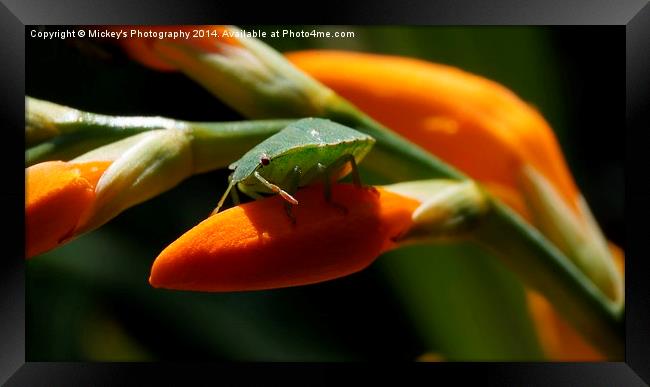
[26, 26, 623, 361]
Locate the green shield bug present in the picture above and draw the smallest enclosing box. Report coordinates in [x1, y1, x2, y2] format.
[212, 118, 376, 221]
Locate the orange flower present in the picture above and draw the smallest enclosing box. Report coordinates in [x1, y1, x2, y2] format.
[150, 184, 420, 292]
[286, 50, 579, 220]
[26, 160, 111, 258]
[286, 49, 622, 360]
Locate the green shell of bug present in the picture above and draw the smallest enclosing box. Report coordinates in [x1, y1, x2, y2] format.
[231, 117, 375, 189]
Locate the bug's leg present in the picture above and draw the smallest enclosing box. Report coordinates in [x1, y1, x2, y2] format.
[318, 163, 332, 202]
[326, 154, 363, 188]
[340, 154, 362, 187]
[323, 154, 365, 214]
[254, 171, 299, 205]
[283, 166, 302, 224]
[320, 161, 350, 215]
[348, 156, 362, 187]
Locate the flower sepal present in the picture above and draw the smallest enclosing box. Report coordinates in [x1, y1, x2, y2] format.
[383, 179, 489, 243]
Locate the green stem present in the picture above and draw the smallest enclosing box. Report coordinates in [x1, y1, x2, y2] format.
[324, 97, 623, 359]
[25, 97, 292, 167]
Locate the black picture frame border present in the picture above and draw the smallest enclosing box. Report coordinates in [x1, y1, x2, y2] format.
[1, 0, 648, 385]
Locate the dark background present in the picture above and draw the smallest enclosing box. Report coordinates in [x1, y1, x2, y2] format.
[25, 26, 624, 361]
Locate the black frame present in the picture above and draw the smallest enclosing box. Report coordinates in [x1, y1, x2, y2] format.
[2, 0, 648, 385]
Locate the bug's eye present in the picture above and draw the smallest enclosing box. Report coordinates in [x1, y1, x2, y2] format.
[260, 156, 270, 166]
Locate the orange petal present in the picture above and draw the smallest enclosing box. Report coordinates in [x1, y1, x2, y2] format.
[25, 160, 111, 258]
[608, 242, 625, 276]
[150, 184, 419, 292]
[287, 50, 580, 217]
[527, 290, 605, 360]
[527, 243, 624, 360]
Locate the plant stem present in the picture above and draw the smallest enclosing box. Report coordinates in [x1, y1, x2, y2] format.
[25, 97, 292, 167]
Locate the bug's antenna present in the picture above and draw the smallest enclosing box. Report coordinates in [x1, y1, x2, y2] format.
[211, 180, 235, 216]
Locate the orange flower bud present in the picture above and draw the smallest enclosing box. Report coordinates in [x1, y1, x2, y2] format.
[150, 184, 420, 292]
[25, 160, 111, 258]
